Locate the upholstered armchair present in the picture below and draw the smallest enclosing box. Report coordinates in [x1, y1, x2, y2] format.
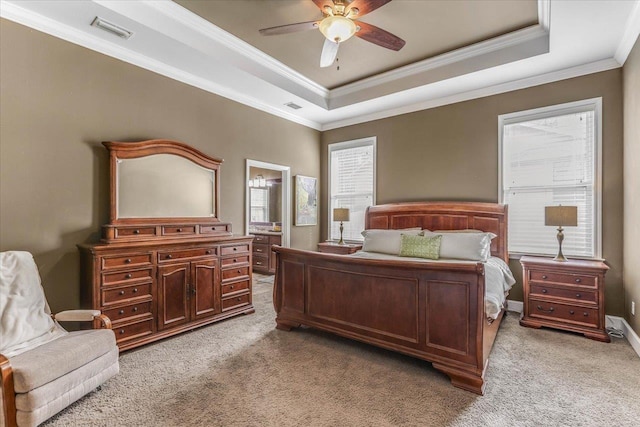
[0, 251, 119, 427]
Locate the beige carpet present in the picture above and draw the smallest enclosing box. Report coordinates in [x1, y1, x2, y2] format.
[44, 274, 640, 427]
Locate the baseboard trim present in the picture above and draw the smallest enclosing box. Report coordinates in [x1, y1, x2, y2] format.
[506, 301, 639, 359]
[606, 315, 640, 359]
[506, 299, 523, 313]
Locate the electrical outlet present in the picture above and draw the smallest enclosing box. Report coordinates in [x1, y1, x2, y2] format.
[632, 301, 636, 316]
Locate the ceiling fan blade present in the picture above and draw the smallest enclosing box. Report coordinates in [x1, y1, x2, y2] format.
[346, 0, 392, 18]
[312, 0, 334, 13]
[320, 39, 339, 68]
[259, 21, 319, 36]
[355, 21, 405, 51]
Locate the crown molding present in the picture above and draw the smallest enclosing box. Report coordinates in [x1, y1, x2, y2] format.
[321, 58, 621, 131]
[329, 24, 549, 100]
[0, 0, 323, 130]
[614, 0, 640, 65]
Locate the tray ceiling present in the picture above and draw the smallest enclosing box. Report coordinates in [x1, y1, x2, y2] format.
[1, 1, 638, 130]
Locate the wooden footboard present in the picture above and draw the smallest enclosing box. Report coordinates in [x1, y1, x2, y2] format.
[272, 247, 504, 395]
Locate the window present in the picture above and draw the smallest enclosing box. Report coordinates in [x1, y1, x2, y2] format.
[328, 137, 376, 242]
[250, 188, 269, 222]
[499, 98, 601, 258]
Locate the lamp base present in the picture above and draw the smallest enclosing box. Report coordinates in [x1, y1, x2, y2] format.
[338, 221, 344, 245]
[553, 226, 568, 262]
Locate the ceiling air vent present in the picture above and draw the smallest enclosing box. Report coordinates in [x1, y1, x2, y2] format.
[91, 17, 133, 40]
[284, 102, 302, 110]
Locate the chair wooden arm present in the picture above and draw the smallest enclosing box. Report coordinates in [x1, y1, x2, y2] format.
[1, 354, 17, 427]
[53, 310, 112, 330]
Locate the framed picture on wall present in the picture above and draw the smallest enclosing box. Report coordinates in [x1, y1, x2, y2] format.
[294, 175, 317, 226]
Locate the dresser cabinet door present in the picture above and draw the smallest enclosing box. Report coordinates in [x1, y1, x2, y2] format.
[158, 263, 190, 330]
[191, 259, 219, 320]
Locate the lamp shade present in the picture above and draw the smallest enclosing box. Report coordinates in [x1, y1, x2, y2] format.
[333, 208, 350, 222]
[545, 206, 578, 227]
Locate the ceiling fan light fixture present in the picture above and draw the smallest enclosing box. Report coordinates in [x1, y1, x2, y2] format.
[319, 15, 356, 43]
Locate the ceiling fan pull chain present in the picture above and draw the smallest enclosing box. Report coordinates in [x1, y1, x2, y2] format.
[336, 57, 340, 71]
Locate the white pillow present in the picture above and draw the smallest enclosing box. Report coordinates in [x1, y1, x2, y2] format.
[0, 251, 61, 357]
[361, 228, 422, 255]
[423, 231, 494, 261]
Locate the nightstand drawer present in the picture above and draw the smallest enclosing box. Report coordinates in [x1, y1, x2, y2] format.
[529, 283, 597, 304]
[529, 270, 596, 287]
[253, 243, 269, 255]
[529, 299, 599, 328]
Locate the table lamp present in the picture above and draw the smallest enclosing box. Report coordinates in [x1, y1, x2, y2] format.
[333, 208, 350, 245]
[545, 205, 578, 262]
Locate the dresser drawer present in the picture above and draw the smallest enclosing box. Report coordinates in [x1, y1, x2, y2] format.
[221, 244, 250, 256]
[113, 318, 154, 343]
[200, 224, 231, 234]
[103, 282, 152, 306]
[102, 267, 153, 287]
[253, 234, 269, 243]
[157, 247, 216, 262]
[222, 266, 250, 283]
[115, 226, 157, 238]
[530, 270, 596, 287]
[221, 279, 250, 297]
[221, 255, 249, 267]
[528, 299, 599, 328]
[103, 301, 152, 324]
[162, 225, 197, 236]
[102, 253, 152, 270]
[252, 255, 268, 269]
[530, 283, 597, 305]
[253, 243, 269, 256]
[222, 293, 250, 311]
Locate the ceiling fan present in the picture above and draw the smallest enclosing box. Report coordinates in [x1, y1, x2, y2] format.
[259, 0, 405, 68]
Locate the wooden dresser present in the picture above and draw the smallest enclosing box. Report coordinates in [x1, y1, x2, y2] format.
[79, 139, 254, 351]
[250, 232, 281, 274]
[520, 256, 609, 342]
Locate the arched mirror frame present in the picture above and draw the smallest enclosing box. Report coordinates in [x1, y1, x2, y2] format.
[245, 159, 291, 248]
[102, 140, 231, 243]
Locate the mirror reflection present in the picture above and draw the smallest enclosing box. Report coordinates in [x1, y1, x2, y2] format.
[248, 168, 282, 231]
[117, 154, 216, 218]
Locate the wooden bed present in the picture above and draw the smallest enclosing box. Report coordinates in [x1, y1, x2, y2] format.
[272, 202, 509, 395]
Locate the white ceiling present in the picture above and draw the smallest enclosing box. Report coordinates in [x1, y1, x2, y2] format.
[1, 0, 639, 131]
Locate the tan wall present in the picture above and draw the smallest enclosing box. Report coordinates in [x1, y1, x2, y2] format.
[322, 70, 624, 315]
[0, 20, 321, 313]
[623, 37, 640, 334]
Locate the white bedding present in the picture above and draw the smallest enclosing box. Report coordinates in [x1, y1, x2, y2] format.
[348, 251, 516, 320]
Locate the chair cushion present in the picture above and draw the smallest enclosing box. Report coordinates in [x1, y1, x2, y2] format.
[9, 329, 117, 393]
[0, 251, 61, 357]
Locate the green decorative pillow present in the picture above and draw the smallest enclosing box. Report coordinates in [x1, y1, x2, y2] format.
[399, 234, 441, 259]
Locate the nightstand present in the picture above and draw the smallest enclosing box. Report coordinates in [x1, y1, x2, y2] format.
[520, 256, 609, 342]
[317, 242, 362, 255]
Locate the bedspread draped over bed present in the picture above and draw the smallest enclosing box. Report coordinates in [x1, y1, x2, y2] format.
[349, 252, 516, 320]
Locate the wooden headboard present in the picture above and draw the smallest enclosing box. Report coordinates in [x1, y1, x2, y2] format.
[364, 201, 508, 262]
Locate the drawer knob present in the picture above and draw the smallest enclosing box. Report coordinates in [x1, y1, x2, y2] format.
[133, 307, 138, 312]
[542, 289, 547, 293]
[542, 275, 548, 279]
[233, 259, 237, 263]
[583, 312, 589, 317]
[237, 297, 242, 301]
[233, 247, 238, 251]
[575, 278, 582, 283]
[536, 305, 554, 313]
[256, 262, 262, 265]
[125, 274, 132, 279]
[237, 269, 241, 273]
[167, 254, 173, 259]
[256, 248, 263, 252]
[119, 329, 125, 335]
[119, 310, 124, 315]
[206, 250, 212, 254]
[133, 288, 138, 293]
[119, 290, 125, 295]
[569, 310, 575, 315]
[177, 228, 182, 232]
[133, 229, 140, 235]
[230, 285, 234, 289]
[125, 258, 132, 264]
[576, 293, 582, 298]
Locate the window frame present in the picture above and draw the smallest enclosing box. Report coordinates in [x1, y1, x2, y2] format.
[498, 97, 603, 259]
[327, 136, 377, 243]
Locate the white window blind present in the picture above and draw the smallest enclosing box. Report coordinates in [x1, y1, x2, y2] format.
[328, 138, 376, 242]
[500, 98, 601, 258]
[250, 188, 269, 223]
